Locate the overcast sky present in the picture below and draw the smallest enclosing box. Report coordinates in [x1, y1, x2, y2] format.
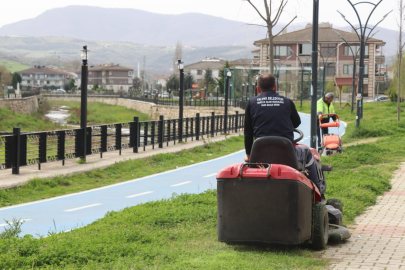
[0, 0, 398, 31]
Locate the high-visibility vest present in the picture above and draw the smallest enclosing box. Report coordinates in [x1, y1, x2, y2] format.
[316, 97, 335, 118]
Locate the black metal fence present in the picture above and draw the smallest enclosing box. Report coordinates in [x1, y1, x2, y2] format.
[0, 112, 244, 175]
[124, 95, 244, 108]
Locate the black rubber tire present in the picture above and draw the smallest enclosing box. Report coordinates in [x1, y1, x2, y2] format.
[312, 202, 329, 250]
[327, 198, 343, 214]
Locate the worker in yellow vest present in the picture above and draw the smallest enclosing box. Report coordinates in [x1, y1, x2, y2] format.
[317, 92, 337, 148]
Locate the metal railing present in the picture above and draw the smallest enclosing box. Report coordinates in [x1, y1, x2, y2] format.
[0, 112, 244, 174]
[124, 94, 244, 108]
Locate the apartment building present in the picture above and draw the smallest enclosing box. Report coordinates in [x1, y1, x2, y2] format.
[183, 57, 226, 85]
[88, 64, 134, 92]
[18, 66, 73, 90]
[253, 23, 386, 97]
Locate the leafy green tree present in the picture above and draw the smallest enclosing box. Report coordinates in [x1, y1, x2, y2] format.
[204, 69, 214, 93]
[386, 56, 405, 103]
[92, 84, 99, 91]
[166, 74, 179, 92]
[11, 73, 22, 89]
[215, 61, 230, 96]
[184, 72, 195, 89]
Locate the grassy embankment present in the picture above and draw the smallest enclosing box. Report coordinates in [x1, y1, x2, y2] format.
[0, 101, 404, 269]
[49, 101, 150, 125]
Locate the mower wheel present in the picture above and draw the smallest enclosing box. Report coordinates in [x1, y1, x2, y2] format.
[327, 198, 343, 213]
[312, 202, 329, 250]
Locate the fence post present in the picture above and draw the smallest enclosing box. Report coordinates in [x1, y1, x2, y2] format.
[86, 127, 92, 156]
[196, 113, 200, 141]
[39, 132, 47, 170]
[116, 124, 122, 155]
[58, 130, 65, 166]
[235, 111, 239, 133]
[132, 117, 139, 153]
[158, 115, 164, 148]
[12, 127, 20, 175]
[211, 112, 215, 137]
[101, 125, 107, 157]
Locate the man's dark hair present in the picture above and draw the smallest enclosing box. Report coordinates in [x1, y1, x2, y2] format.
[257, 74, 276, 92]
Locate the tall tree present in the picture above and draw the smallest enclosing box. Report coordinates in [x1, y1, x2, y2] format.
[204, 69, 214, 93]
[0, 66, 12, 93]
[11, 72, 22, 89]
[173, 41, 183, 75]
[397, 0, 405, 120]
[184, 72, 195, 89]
[166, 74, 179, 92]
[246, 0, 297, 74]
[215, 61, 231, 96]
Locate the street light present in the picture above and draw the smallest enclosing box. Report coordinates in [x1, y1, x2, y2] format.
[337, 1, 392, 127]
[224, 69, 232, 134]
[178, 60, 184, 142]
[242, 83, 245, 100]
[80, 45, 89, 162]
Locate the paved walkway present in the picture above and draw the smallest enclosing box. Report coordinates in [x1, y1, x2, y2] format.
[321, 162, 405, 270]
[0, 132, 243, 190]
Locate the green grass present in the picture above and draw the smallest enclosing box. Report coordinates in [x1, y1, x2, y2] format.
[1, 102, 405, 269]
[0, 136, 244, 208]
[0, 58, 30, 72]
[0, 101, 62, 132]
[49, 101, 150, 125]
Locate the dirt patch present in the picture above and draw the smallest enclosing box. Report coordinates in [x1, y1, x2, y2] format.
[345, 137, 382, 147]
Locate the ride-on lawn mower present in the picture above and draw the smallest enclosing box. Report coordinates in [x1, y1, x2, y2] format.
[216, 129, 350, 250]
[319, 113, 344, 156]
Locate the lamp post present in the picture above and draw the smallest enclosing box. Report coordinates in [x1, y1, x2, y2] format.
[255, 74, 259, 96]
[80, 45, 89, 162]
[337, 1, 392, 127]
[224, 69, 232, 134]
[310, 0, 320, 149]
[178, 60, 184, 142]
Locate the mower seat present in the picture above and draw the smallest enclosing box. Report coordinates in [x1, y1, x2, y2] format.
[249, 136, 302, 170]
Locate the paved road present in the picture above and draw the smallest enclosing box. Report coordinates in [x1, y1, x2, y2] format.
[0, 113, 346, 237]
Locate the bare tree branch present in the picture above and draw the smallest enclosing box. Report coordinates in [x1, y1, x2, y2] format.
[274, 15, 298, 37]
[246, 0, 267, 22]
[264, 0, 271, 23]
[272, 0, 288, 27]
[246, 23, 268, 27]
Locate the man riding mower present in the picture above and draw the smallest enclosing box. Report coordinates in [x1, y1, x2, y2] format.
[216, 75, 350, 250]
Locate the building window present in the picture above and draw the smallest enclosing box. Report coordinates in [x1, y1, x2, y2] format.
[110, 80, 114, 84]
[272, 46, 292, 58]
[27, 80, 31, 84]
[197, 70, 203, 75]
[128, 71, 133, 76]
[50, 74, 55, 78]
[274, 65, 291, 75]
[325, 63, 336, 76]
[109, 71, 113, 76]
[299, 44, 312, 55]
[128, 79, 133, 84]
[320, 43, 337, 57]
[47, 81, 50, 84]
[89, 71, 92, 75]
[344, 45, 368, 56]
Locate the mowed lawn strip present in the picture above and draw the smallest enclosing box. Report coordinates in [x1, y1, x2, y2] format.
[0, 102, 404, 269]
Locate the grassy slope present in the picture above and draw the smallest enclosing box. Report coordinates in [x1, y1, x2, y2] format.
[0, 58, 30, 72]
[1, 101, 404, 269]
[50, 101, 150, 125]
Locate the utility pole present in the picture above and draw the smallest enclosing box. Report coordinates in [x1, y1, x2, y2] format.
[310, 0, 319, 149]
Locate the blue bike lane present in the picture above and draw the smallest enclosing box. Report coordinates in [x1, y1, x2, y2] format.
[0, 113, 346, 237]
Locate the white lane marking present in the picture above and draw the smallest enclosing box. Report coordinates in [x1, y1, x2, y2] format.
[0, 149, 245, 212]
[64, 203, 102, 212]
[126, 191, 154, 198]
[204, 173, 217, 178]
[0, 219, 31, 227]
[171, 181, 192, 187]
